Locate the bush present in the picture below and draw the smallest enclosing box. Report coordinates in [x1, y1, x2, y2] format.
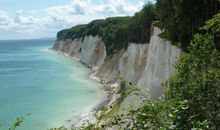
[112, 15, 220, 129]
[167, 33, 220, 129]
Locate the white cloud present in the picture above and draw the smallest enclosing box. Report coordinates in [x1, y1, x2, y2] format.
[46, 0, 144, 17]
[44, 0, 145, 27]
[0, 0, 147, 39]
[15, 13, 36, 25]
[0, 11, 13, 26]
[0, 10, 51, 35]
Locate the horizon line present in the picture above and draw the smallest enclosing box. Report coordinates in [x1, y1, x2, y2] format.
[0, 37, 56, 41]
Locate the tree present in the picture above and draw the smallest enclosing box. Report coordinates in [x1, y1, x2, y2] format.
[111, 13, 220, 130]
[156, 0, 219, 51]
[167, 33, 220, 129]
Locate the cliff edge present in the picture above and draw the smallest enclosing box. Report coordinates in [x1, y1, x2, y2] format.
[52, 26, 180, 98]
[52, 26, 181, 127]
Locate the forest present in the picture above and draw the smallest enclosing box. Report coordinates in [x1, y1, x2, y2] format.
[57, 4, 156, 57]
[111, 13, 220, 130]
[57, 0, 219, 56]
[0, 0, 219, 130]
[41, 0, 220, 130]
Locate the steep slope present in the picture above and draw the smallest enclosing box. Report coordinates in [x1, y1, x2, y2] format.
[137, 27, 181, 99]
[52, 26, 181, 128]
[52, 27, 180, 100]
[52, 35, 106, 71]
[120, 27, 180, 111]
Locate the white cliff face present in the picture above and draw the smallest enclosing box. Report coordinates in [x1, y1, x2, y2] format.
[69, 38, 83, 58]
[120, 27, 181, 110]
[96, 27, 180, 100]
[52, 39, 72, 53]
[80, 36, 106, 70]
[81, 36, 100, 64]
[136, 27, 181, 99]
[52, 35, 106, 71]
[96, 44, 148, 85]
[52, 27, 181, 128]
[52, 27, 181, 100]
[118, 44, 148, 84]
[52, 38, 82, 57]
[96, 53, 121, 83]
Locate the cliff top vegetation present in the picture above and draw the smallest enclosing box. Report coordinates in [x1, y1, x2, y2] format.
[57, 0, 219, 57]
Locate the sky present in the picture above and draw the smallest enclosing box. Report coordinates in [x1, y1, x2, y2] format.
[0, 0, 154, 40]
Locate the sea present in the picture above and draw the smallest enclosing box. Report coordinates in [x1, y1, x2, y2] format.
[0, 39, 104, 130]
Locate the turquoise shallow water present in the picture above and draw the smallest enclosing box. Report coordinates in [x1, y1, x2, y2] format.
[0, 39, 103, 130]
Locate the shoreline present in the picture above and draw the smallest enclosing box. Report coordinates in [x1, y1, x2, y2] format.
[49, 48, 113, 129]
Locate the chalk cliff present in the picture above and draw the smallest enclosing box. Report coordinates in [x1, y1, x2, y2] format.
[52, 35, 106, 71]
[52, 26, 181, 128]
[52, 27, 180, 100]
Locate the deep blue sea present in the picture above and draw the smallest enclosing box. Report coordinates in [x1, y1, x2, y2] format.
[0, 39, 103, 130]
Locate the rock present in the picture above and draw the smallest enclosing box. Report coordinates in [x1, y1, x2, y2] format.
[51, 26, 181, 128]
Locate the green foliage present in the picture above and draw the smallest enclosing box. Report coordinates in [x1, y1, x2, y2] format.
[0, 114, 31, 130]
[111, 15, 220, 129]
[49, 124, 100, 130]
[57, 1, 219, 55]
[156, 0, 219, 51]
[48, 126, 68, 130]
[57, 25, 87, 41]
[203, 13, 220, 50]
[204, 13, 220, 34]
[117, 79, 127, 101]
[57, 3, 156, 57]
[5, 2, 219, 130]
[126, 4, 156, 43]
[77, 124, 100, 130]
[167, 33, 220, 129]
[9, 117, 25, 130]
[57, 17, 131, 57]
[127, 99, 170, 129]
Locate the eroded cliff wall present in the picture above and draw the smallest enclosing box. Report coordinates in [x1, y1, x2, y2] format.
[119, 27, 181, 111]
[52, 35, 106, 71]
[137, 27, 181, 99]
[52, 27, 181, 100]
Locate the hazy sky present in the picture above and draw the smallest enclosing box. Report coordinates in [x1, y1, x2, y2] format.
[0, 0, 154, 40]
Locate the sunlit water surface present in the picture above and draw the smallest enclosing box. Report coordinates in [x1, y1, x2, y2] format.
[0, 39, 103, 130]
